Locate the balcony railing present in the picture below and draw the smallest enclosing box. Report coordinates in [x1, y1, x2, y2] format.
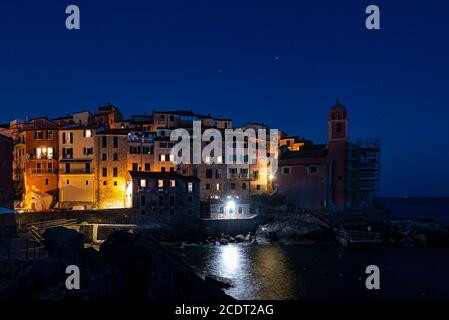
[61, 169, 93, 174]
[30, 168, 58, 174]
[28, 154, 54, 160]
[228, 172, 250, 179]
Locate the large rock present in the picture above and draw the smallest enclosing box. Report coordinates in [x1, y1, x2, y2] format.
[43, 227, 84, 260]
[234, 234, 245, 243]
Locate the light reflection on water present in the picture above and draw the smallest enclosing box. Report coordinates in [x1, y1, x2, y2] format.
[173, 244, 449, 300]
[177, 243, 298, 300]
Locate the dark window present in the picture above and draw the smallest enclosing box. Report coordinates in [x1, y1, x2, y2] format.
[205, 183, 211, 190]
[169, 195, 175, 206]
[102, 136, 107, 148]
[113, 137, 118, 148]
[103, 181, 107, 185]
[231, 183, 236, 190]
[283, 167, 291, 175]
[145, 163, 151, 171]
[140, 195, 146, 206]
[45, 178, 49, 185]
[308, 166, 318, 174]
[113, 167, 118, 177]
[336, 123, 342, 133]
[256, 185, 261, 190]
[242, 183, 247, 190]
[69, 132, 74, 144]
[132, 163, 138, 171]
[65, 163, 71, 174]
[113, 153, 118, 161]
[102, 167, 107, 177]
[158, 195, 164, 206]
[188, 195, 192, 203]
[206, 169, 213, 179]
[114, 181, 118, 186]
[253, 171, 259, 179]
[85, 163, 91, 174]
[102, 153, 107, 161]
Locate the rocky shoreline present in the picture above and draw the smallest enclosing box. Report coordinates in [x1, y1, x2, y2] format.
[193, 212, 449, 248]
[0, 228, 233, 300]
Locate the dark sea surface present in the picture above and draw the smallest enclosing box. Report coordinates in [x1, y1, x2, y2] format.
[173, 243, 449, 300]
[379, 197, 449, 225]
[171, 198, 449, 300]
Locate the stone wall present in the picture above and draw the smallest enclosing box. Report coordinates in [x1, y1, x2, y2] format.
[200, 215, 262, 236]
[14, 208, 132, 228]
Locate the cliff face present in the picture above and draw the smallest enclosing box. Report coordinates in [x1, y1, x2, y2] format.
[0, 228, 232, 300]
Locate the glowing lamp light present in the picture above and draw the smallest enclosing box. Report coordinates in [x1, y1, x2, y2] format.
[225, 200, 236, 213]
[269, 174, 274, 180]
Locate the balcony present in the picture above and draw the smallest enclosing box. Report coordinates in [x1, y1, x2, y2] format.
[28, 154, 54, 160]
[30, 168, 58, 175]
[228, 172, 250, 179]
[61, 168, 93, 174]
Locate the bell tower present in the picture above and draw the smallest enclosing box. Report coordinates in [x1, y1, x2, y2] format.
[328, 100, 348, 209]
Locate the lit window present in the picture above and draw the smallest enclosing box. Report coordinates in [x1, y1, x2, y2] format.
[216, 183, 220, 191]
[85, 130, 92, 138]
[205, 156, 211, 164]
[158, 180, 164, 188]
[140, 179, 146, 187]
[170, 180, 176, 187]
[217, 156, 222, 164]
[169, 154, 175, 162]
[187, 182, 193, 192]
[160, 154, 166, 162]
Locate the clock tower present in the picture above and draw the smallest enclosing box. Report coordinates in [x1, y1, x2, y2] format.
[328, 100, 348, 209]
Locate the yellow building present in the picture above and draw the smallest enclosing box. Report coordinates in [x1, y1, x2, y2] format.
[58, 127, 96, 209]
[94, 129, 130, 209]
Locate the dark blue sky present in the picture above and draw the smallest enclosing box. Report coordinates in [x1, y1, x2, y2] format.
[0, 0, 448, 197]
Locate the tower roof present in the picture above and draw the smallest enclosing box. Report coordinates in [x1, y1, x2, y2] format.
[329, 99, 348, 119]
[331, 99, 347, 111]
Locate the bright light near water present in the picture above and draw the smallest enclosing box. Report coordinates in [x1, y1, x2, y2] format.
[225, 200, 236, 213]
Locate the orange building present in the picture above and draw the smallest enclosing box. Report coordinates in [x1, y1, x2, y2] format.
[13, 118, 59, 210]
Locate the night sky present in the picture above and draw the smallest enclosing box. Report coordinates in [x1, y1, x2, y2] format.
[0, 0, 448, 197]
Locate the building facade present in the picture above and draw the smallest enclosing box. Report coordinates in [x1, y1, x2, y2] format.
[58, 127, 96, 209]
[128, 171, 200, 225]
[94, 129, 130, 209]
[0, 134, 13, 208]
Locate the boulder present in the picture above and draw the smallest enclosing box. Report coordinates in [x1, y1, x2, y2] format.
[413, 233, 427, 247]
[235, 234, 245, 243]
[398, 236, 415, 247]
[205, 274, 232, 289]
[43, 227, 84, 260]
